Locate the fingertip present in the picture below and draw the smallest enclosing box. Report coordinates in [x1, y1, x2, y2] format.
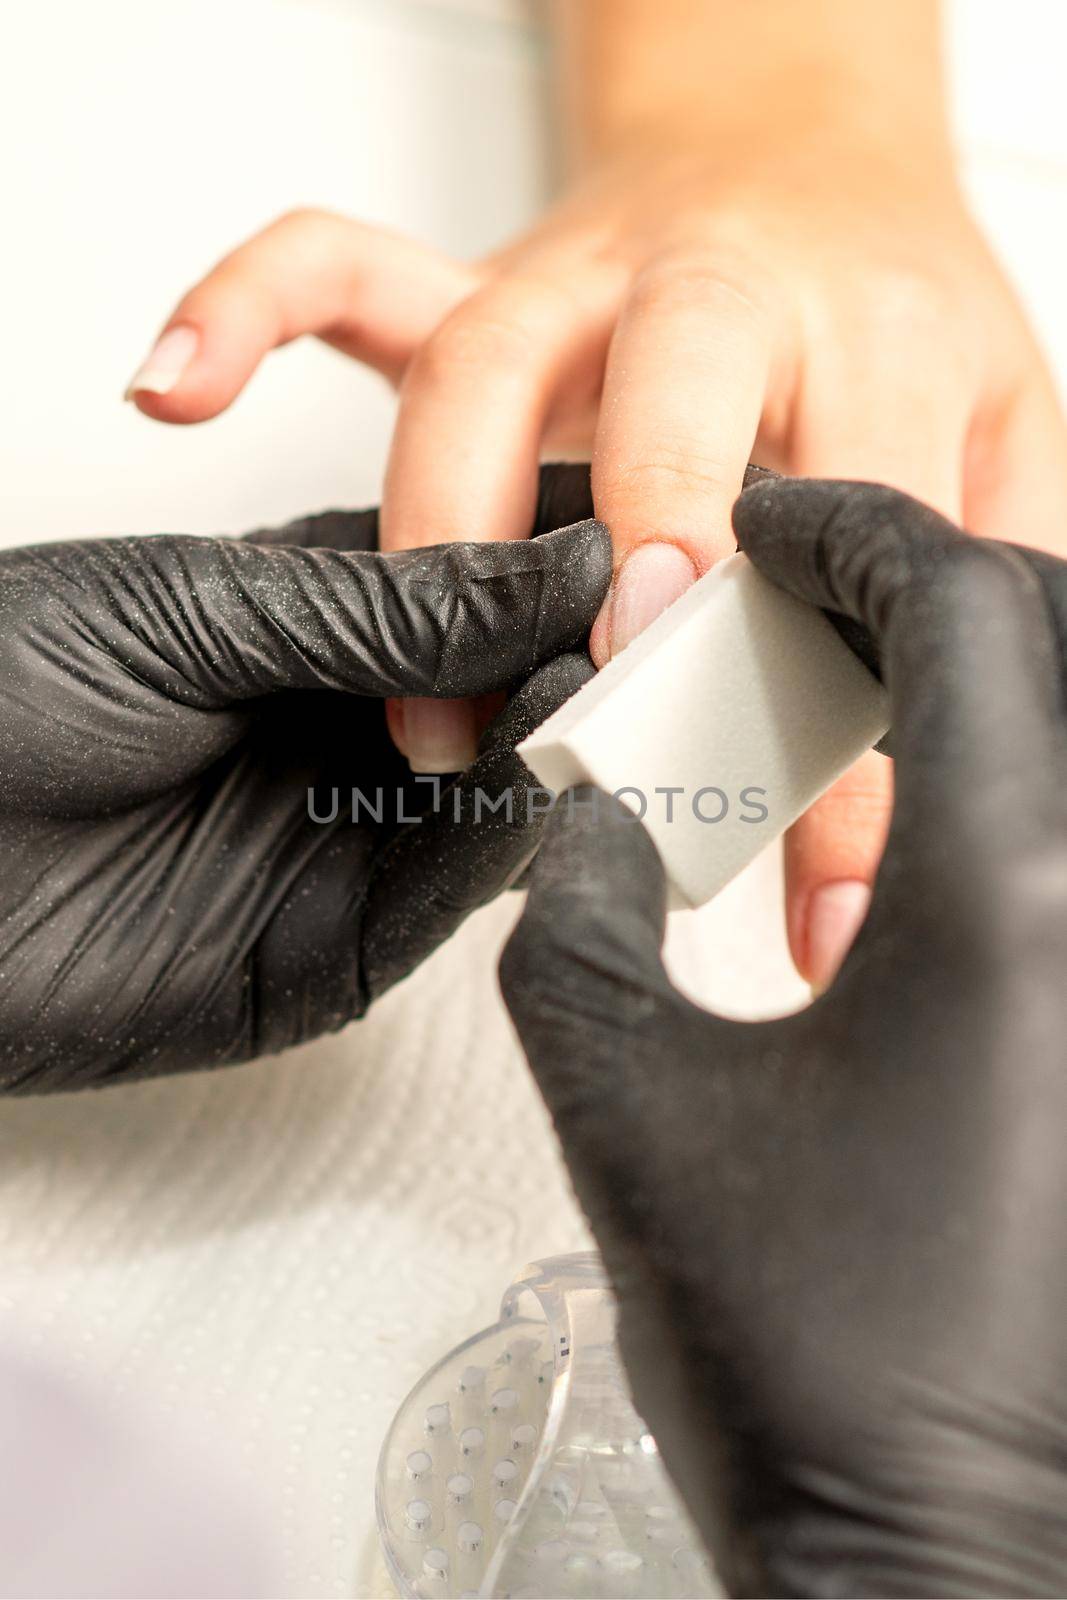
[537, 515, 613, 669]
[125, 274, 283, 423]
[125, 322, 241, 424]
[126, 384, 227, 426]
[124, 322, 197, 404]
[527, 787, 669, 936]
[733, 475, 954, 554]
[803, 879, 873, 993]
[783, 753, 891, 987]
[731, 473, 846, 549]
[535, 515, 613, 621]
[488, 653, 594, 753]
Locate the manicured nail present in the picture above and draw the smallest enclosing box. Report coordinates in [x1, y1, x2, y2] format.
[806, 880, 871, 992]
[609, 544, 698, 658]
[124, 325, 199, 399]
[405, 697, 479, 774]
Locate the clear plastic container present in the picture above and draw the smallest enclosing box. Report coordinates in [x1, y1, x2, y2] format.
[375, 1252, 715, 1598]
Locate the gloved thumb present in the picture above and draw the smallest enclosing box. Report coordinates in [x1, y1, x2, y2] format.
[499, 788, 697, 1138]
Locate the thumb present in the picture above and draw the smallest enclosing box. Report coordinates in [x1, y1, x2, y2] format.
[500, 788, 698, 1138]
[87, 519, 612, 707]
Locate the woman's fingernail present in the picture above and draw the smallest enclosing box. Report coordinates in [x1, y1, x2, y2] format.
[404, 697, 479, 774]
[806, 880, 871, 992]
[124, 325, 199, 399]
[609, 544, 698, 657]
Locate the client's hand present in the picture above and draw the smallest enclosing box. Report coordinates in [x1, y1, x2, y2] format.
[501, 477, 1067, 1597]
[1, 466, 608, 1091]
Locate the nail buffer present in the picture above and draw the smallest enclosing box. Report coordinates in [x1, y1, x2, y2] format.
[517, 551, 890, 911]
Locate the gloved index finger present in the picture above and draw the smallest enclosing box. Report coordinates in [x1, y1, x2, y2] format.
[733, 476, 1067, 880]
[109, 518, 612, 708]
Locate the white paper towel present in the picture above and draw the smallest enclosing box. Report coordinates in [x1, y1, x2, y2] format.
[0, 855, 804, 1598]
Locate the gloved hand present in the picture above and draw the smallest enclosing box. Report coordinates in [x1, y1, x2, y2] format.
[1, 465, 609, 1092]
[501, 477, 1067, 1598]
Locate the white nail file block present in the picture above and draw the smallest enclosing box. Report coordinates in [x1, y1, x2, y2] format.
[518, 552, 890, 911]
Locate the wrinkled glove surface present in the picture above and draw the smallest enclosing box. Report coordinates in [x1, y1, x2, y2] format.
[502, 477, 1067, 1598]
[1, 464, 609, 1091]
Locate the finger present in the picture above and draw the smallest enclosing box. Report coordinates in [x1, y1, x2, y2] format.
[385, 464, 601, 761]
[500, 788, 705, 1125]
[783, 752, 892, 991]
[791, 351, 971, 520]
[382, 272, 615, 549]
[77, 518, 612, 707]
[965, 378, 1067, 554]
[780, 374, 969, 984]
[381, 268, 617, 771]
[244, 506, 488, 769]
[362, 653, 594, 1001]
[735, 479, 1067, 902]
[588, 255, 775, 666]
[125, 210, 476, 423]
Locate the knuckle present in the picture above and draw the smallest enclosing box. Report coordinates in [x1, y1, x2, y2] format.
[406, 299, 538, 392]
[866, 266, 951, 329]
[628, 250, 769, 324]
[596, 445, 737, 519]
[269, 205, 343, 242]
[919, 536, 1023, 614]
[952, 846, 1067, 982]
[483, 269, 583, 328]
[210, 209, 351, 313]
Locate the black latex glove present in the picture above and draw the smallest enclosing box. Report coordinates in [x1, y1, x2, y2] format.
[0, 465, 609, 1092]
[501, 477, 1067, 1599]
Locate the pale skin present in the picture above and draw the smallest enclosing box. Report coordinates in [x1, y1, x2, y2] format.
[127, 0, 1067, 989]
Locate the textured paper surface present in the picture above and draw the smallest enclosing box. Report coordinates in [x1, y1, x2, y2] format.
[0, 860, 806, 1598]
